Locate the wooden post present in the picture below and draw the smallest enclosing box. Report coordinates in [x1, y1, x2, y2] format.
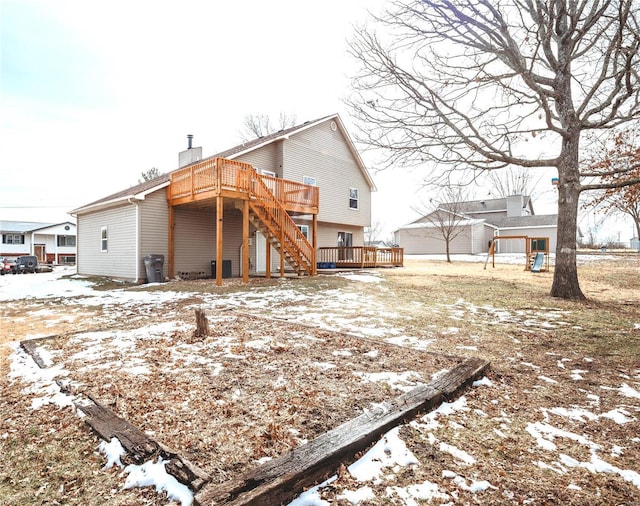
[216, 196, 223, 286]
[194, 308, 210, 338]
[242, 200, 249, 283]
[279, 227, 285, 278]
[168, 202, 175, 279]
[312, 214, 317, 275]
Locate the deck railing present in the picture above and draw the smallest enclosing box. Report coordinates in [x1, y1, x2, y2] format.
[169, 158, 319, 210]
[318, 247, 404, 268]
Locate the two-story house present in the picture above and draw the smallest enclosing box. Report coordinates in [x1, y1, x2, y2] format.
[0, 220, 77, 264]
[70, 114, 377, 283]
[395, 195, 558, 255]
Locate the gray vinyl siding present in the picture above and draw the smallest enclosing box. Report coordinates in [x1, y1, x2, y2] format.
[316, 223, 364, 248]
[280, 122, 371, 229]
[397, 223, 482, 255]
[139, 190, 169, 279]
[77, 204, 138, 280]
[235, 143, 280, 176]
[173, 206, 245, 277]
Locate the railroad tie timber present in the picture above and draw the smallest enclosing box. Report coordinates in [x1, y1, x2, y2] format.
[75, 396, 210, 491]
[19, 336, 210, 492]
[195, 356, 489, 506]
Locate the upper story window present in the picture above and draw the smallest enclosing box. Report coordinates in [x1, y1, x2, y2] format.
[349, 188, 359, 210]
[297, 225, 309, 240]
[101, 227, 108, 252]
[2, 234, 25, 245]
[57, 235, 76, 247]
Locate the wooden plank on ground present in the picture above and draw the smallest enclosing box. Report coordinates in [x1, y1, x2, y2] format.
[195, 357, 489, 506]
[21, 336, 210, 491]
[75, 396, 210, 491]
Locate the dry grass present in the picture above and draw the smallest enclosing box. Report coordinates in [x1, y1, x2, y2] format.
[1, 254, 639, 505]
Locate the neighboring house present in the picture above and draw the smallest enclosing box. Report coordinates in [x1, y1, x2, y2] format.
[395, 195, 558, 255]
[0, 220, 77, 264]
[71, 114, 376, 283]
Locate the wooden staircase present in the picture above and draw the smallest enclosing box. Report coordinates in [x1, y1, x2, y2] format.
[238, 165, 315, 276]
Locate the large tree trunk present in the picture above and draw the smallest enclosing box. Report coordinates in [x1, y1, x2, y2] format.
[551, 132, 586, 300]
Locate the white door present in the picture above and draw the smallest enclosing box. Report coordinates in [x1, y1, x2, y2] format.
[255, 232, 280, 273]
[256, 232, 267, 272]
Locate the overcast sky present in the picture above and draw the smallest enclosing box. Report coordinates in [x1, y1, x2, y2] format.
[1, 1, 632, 242]
[0, 0, 422, 236]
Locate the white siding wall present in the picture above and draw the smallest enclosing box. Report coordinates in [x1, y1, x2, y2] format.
[77, 204, 138, 280]
[139, 190, 170, 279]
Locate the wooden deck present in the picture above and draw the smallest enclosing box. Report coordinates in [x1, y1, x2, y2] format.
[168, 157, 319, 214]
[318, 247, 404, 268]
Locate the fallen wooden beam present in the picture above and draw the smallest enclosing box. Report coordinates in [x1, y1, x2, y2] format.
[75, 396, 210, 491]
[195, 357, 489, 505]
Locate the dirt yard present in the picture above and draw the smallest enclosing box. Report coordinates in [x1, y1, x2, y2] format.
[1, 254, 639, 505]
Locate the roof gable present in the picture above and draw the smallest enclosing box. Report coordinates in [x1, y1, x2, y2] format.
[0, 220, 75, 233]
[204, 114, 376, 191]
[72, 113, 375, 215]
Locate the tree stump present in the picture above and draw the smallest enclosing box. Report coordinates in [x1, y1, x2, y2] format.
[194, 308, 210, 338]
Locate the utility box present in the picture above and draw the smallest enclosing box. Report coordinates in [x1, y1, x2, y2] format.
[144, 254, 164, 283]
[211, 260, 232, 279]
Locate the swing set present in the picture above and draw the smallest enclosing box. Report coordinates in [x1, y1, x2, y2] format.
[484, 235, 550, 272]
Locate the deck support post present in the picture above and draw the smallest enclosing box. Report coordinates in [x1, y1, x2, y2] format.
[242, 200, 249, 283]
[279, 228, 285, 278]
[168, 203, 175, 279]
[216, 196, 223, 287]
[312, 214, 317, 275]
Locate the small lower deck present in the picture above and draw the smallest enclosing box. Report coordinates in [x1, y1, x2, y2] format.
[318, 247, 404, 269]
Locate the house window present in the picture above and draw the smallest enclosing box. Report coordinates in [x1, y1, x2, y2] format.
[2, 234, 25, 245]
[297, 225, 309, 240]
[101, 227, 108, 252]
[303, 176, 316, 186]
[57, 235, 76, 247]
[349, 188, 359, 209]
[337, 231, 353, 260]
[59, 255, 76, 265]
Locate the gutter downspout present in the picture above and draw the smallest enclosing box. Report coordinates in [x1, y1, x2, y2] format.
[128, 198, 140, 282]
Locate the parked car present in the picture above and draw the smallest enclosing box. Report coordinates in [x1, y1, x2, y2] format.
[0, 257, 14, 275]
[12, 255, 39, 274]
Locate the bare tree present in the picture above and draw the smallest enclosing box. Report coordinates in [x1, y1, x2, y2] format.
[139, 167, 162, 183]
[413, 185, 472, 263]
[347, 0, 640, 299]
[239, 112, 298, 141]
[364, 220, 385, 245]
[484, 166, 546, 200]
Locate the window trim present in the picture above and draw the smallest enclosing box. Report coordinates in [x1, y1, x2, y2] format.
[2, 233, 25, 245]
[349, 187, 359, 210]
[57, 235, 76, 247]
[297, 224, 309, 240]
[100, 227, 108, 252]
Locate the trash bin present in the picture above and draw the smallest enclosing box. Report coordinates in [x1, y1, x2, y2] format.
[211, 259, 232, 278]
[144, 254, 164, 283]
